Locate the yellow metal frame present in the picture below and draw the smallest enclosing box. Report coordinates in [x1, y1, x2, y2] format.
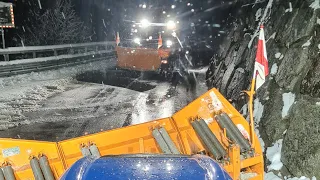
[0, 88, 264, 179]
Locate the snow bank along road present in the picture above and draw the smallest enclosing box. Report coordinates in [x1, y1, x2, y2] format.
[0, 59, 208, 141]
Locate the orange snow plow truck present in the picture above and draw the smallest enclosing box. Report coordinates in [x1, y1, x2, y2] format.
[115, 33, 171, 73]
[0, 88, 264, 179]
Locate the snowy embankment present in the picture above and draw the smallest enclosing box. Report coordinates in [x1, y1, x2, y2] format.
[0, 58, 116, 130]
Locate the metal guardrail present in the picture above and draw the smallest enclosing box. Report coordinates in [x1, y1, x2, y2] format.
[0, 41, 116, 56]
[0, 41, 117, 77]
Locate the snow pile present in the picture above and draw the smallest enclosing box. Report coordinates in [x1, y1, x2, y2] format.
[275, 53, 282, 59]
[255, 8, 262, 21]
[0, 2, 11, 7]
[302, 37, 313, 48]
[253, 98, 265, 151]
[317, 18, 320, 25]
[318, 44, 320, 50]
[282, 129, 287, 135]
[240, 104, 248, 116]
[282, 92, 295, 118]
[265, 172, 282, 180]
[0, 78, 70, 130]
[265, 172, 316, 180]
[266, 139, 283, 171]
[285, 2, 293, 13]
[270, 64, 278, 75]
[266, 32, 276, 43]
[280, 55, 284, 60]
[160, 98, 174, 118]
[255, 128, 265, 152]
[309, 0, 320, 10]
[240, 172, 258, 179]
[0, 59, 114, 130]
[253, 98, 264, 124]
[286, 176, 317, 180]
[275, 52, 284, 61]
[0, 58, 115, 88]
[270, 32, 276, 39]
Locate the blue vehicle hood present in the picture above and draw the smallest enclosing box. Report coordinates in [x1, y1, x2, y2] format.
[61, 154, 232, 180]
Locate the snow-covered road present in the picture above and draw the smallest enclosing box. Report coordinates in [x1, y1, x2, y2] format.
[0, 63, 208, 141]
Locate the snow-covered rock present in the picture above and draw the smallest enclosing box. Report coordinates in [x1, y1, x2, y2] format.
[255, 128, 265, 152]
[275, 53, 281, 59]
[255, 8, 262, 21]
[309, 0, 320, 10]
[286, 176, 317, 180]
[266, 139, 283, 171]
[301, 37, 313, 48]
[282, 92, 295, 118]
[270, 64, 278, 75]
[285, 2, 293, 13]
[253, 98, 264, 125]
[265, 172, 282, 180]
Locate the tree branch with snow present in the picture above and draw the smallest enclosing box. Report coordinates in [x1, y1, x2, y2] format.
[25, 0, 89, 46]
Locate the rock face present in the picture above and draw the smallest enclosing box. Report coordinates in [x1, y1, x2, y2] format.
[206, 0, 320, 177]
[282, 98, 320, 178]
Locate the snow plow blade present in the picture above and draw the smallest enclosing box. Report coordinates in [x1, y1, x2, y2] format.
[0, 88, 263, 179]
[116, 46, 170, 71]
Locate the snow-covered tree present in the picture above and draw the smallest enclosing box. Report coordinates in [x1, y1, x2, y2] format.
[25, 0, 89, 45]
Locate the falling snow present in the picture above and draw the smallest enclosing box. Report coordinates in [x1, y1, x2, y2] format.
[102, 19, 106, 28]
[37, 0, 42, 9]
[212, 24, 221, 28]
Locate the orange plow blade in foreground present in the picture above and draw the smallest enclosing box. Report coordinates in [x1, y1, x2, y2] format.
[0, 89, 263, 179]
